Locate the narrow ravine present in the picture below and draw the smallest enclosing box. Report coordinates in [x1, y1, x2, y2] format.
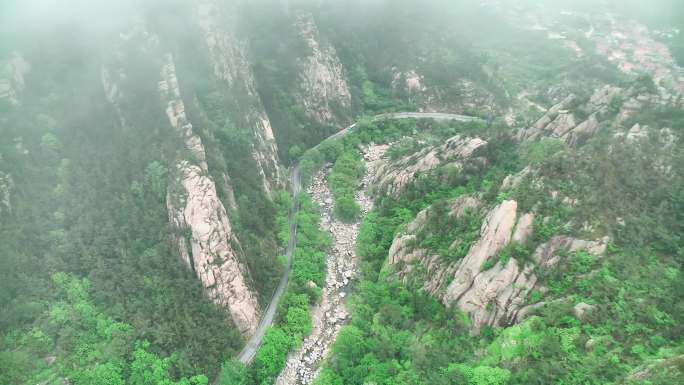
[238, 113, 481, 366]
[276, 144, 388, 385]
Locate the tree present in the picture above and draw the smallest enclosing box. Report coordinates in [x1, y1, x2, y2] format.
[335, 195, 360, 222]
[129, 341, 208, 385]
[218, 360, 248, 385]
[289, 145, 303, 160]
[73, 363, 125, 385]
[449, 364, 511, 385]
[252, 328, 291, 385]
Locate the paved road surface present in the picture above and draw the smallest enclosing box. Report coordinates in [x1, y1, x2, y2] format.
[236, 112, 481, 364]
[237, 166, 301, 364]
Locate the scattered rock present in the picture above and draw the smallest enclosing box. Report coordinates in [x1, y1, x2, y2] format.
[276, 144, 387, 385]
[573, 302, 596, 320]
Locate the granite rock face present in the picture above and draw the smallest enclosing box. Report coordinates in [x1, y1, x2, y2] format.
[0, 171, 13, 214]
[195, 0, 281, 194]
[388, 195, 483, 297]
[372, 135, 487, 198]
[388, 194, 609, 334]
[160, 54, 260, 336]
[516, 85, 666, 146]
[442, 200, 520, 304]
[0, 52, 30, 106]
[391, 68, 501, 115]
[293, 11, 352, 127]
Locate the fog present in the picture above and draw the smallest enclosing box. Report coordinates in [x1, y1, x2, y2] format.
[1, 0, 680, 42]
[0, 0, 681, 92]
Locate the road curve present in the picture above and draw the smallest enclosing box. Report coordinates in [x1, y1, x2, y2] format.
[237, 112, 481, 364]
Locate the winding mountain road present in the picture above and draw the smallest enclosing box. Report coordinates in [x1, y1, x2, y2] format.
[237, 112, 481, 364]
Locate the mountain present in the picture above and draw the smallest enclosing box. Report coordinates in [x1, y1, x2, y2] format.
[0, 1, 682, 384]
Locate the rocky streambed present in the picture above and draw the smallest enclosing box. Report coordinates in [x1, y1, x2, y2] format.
[276, 144, 388, 385]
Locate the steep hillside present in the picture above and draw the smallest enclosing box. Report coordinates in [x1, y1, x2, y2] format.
[0, 1, 682, 385]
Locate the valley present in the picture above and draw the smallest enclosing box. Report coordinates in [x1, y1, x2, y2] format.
[1, 1, 683, 385]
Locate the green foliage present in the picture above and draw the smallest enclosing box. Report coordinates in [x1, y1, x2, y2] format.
[481, 241, 532, 272]
[218, 360, 248, 385]
[0, 25, 246, 378]
[521, 138, 569, 166]
[249, 194, 330, 385]
[251, 328, 291, 385]
[0, 273, 208, 385]
[386, 136, 428, 160]
[449, 364, 511, 385]
[129, 341, 208, 385]
[329, 150, 365, 222]
[416, 200, 482, 262]
[274, 191, 293, 246]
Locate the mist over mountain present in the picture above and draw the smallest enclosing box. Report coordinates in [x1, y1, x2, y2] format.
[1, 1, 682, 384]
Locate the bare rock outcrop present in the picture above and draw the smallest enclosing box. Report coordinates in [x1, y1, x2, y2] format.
[195, 0, 281, 193]
[516, 84, 666, 146]
[457, 257, 537, 334]
[388, 194, 609, 334]
[392, 70, 426, 95]
[100, 18, 271, 337]
[573, 302, 596, 320]
[391, 69, 500, 114]
[0, 170, 13, 214]
[160, 54, 260, 336]
[501, 166, 532, 191]
[628, 354, 684, 382]
[372, 135, 487, 198]
[388, 196, 482, 296]
[516, 94, 584, 143]
[532, 235, 607, 268]
[512, 236, 609, 322]
[0, 52, 30, 106]
[293, 11, 352, 126]
[443, 200, 520, 305]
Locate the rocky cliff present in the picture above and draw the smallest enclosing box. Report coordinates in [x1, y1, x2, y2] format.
[515, 84, 665, 145]
[388, 196, 608, 335]
[0, 53, 26, 213]
[293, 11, 352, 127]
[195, 0, 281, 194]
[372, 135, 487, 198]
[387, 195, 483, 296]
[392, 69, 501, 115]
[0, 52, 29, 106]
[0, 170, 12, 214]
[100, 20, 262, 335]
[160, 54, 261, 335]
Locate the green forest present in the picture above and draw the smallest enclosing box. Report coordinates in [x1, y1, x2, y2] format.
[1, 0, 683, 384]
[310, 116, 684, 384]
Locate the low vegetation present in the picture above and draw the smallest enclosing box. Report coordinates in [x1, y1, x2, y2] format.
[230, 194, 331, 385]
[316, 117, 684, 384]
